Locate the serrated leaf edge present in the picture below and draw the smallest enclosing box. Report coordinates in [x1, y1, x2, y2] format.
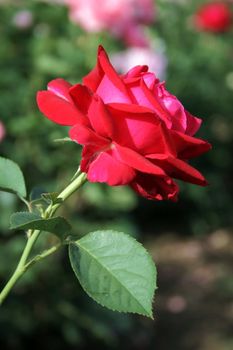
[10, 212, 72, 237]
[69, 230, 156, 318]
[10, 211, 41, 229]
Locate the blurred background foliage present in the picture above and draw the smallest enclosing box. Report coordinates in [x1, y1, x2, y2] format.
[0, 0, 233, 349]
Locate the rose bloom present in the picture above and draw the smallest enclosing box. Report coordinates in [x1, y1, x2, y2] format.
[65, 0, 155, 46]
[194, 2, 232, 32]
[37, 46, 211, 201]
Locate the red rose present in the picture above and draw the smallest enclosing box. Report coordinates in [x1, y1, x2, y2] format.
[194, 2, 232, 32]
[37, 46, 211, 201]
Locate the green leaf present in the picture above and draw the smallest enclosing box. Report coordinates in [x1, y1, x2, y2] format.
[10, 212, 41, 227]
[0, 156, 27, 198]
[69, 230, 157, 318]
[10, 212, 71, 240]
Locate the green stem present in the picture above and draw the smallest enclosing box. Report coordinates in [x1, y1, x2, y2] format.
[0, 229, 40, 305]
[24, 243, 62, 270]
[0, 171, 87, 305]
[48, 172, 87, 217]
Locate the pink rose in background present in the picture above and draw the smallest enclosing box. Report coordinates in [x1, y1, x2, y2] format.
[111, 45, 167, 81]
[65, 0, 156, 46]
[0, 122, 5, 142]
[194, 2, 232, 33]
[42, 0, 65, 3]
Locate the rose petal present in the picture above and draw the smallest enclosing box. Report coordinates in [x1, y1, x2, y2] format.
[185, 110, 202, 136]
[107, 103, 176, 156]
[124, 65, 148, 79]
[87, 151, 135, 185]
[69, 84, 93, 115]
[80, 145, 100, 172]
[88, 96, 115, 138]
[140, 79, 172, 127]
[112, 143, 167, 177]
[124, 76, 157, 111]
[69, 124, 108, 147]
[82, 63, 102, 92]
[147, 154, 208, 186]
[36, 90, 82, 126]
[48, 79, 73, 103]
[97, 75, 132, 103]
[171, 130, 212, 159]
[160, 91, 187, 132]
[83, 46, 132, 103]
[97, 46, 131, 96]
[131, 172, 179, 201]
